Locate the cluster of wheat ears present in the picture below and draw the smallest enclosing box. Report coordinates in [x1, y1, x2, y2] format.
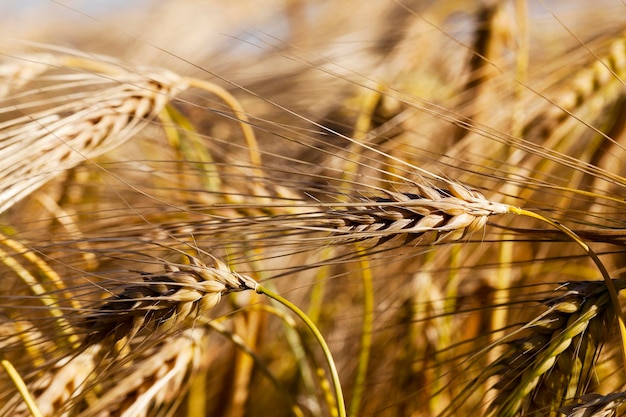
[1, 1, 626, 416]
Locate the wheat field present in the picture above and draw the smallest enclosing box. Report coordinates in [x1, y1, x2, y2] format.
[1, 1, 626, 416]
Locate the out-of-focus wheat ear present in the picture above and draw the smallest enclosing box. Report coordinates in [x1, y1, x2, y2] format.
[81, 255, 257, 347]
[453, 1, 515, 142]
[325, 182, 508, 244]
[7, 345, 101, 417]
[0, 54, 53, 97]
[0, 48, 270, 214]
[523, 34, 626, 143]
[559, 392, 626, 417]
[76, 329, 206, 417]
[487, 280, 622, 417]
[554, 35, 625, 116]
[507, 205, 626, 374]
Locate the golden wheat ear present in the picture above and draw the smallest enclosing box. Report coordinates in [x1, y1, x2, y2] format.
[0, 48, 263, 214]
[9, 346, 102, 417]
[82, 255, 257, 346]
[73, 329, 207, 417]
[316, 181, 508, 245]
[0, 52, 190, 213]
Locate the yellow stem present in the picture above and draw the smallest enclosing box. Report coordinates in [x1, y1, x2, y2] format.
[1, 355, 42, 417]
[0, 245, 79, 348]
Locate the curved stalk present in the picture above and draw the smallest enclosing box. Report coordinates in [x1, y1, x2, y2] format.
[256, 285, 346, 417]
[185, 77, 264, 181]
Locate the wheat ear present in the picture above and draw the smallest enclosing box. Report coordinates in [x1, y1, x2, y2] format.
[559, 392, 626, 417]
[508, 206, 626, 375]
[0, 49, 264, 214]
[0, 65, 187, 213]
[7, 345, 101, 417]
[326, 182, 508, 243]
[530, 34, 626, 132]
[489, 280, 623, 417]
[76, 329, 205, 417]
[82, 255, 257, 346]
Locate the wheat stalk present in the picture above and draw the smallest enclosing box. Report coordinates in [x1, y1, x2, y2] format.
[0, 354, 43, 417]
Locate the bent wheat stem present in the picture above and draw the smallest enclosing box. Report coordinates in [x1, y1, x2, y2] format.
[507, 205, 626, 376]
[256, 284, 347, 417]
[185, 77, 264, 181]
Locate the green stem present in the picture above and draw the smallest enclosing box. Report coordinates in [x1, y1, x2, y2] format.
[256, 285, 346, 417]
[508, 206, 626, 375]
